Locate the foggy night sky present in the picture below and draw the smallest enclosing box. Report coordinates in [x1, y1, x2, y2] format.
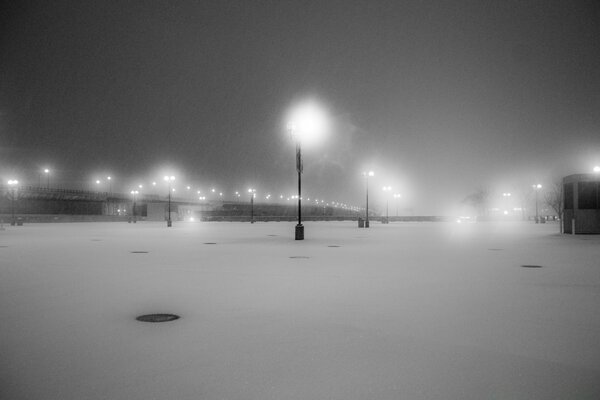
[1, 0, 599, 214]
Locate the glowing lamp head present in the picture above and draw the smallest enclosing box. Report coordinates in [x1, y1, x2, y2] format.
[286, 99, 330, 146]
[593, 166, 600, 173]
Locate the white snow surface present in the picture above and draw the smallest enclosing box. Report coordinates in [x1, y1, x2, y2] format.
[1, 221, 599, 399]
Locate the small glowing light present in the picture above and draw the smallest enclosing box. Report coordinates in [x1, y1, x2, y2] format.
[503, 210, 508, 215]
[594, 166, 600, 173]
[8, 179, 19, 185]
[44, 168, 49, 174]
[152, 182, 157, 186]
[189, 217, 195, 222]
[186, 186, 191, 190]
[96, 180, 101, 184]
[138, 184, 143, 189]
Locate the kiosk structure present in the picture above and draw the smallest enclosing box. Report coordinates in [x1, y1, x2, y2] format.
[563, 174, 600, 234]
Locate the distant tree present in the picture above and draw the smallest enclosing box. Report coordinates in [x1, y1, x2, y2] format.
[462, 187, 490, 218]
[545, 180, 563, 232]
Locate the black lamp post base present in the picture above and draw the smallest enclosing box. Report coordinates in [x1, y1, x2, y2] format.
[365, 220, 370, 228]
[295, 224, 304, 240]
[167, 220, 172, 227]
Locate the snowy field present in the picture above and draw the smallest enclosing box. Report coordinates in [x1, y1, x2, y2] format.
[1, 220, 599, 400]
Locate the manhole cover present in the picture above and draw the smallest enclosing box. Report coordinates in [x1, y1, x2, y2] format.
[131, 251, 149, 253]
[0, 245, 8, 248]
[204, 242, 217, 245]
[521, 265, 542, 269]
[488, 248, 503, 251]
[328, 245, 341, 248]
[289, 256, 310, 259]
[136, 314, 180, 323]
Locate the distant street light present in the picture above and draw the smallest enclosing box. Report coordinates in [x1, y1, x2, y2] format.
[8, 179, 19, 226]
[363, 171, 374, 228]
[287, 99, 329, 240]
[248, 188, 256, 223]
[532, 184, 542, 223]
[502, 192, 511, 216]
[130, 190, 139, 223]
[382, 186, 392, 223]
[594, 166, 600, 173]
[393, 193, 402, 217]
[164, 175, 175, 227]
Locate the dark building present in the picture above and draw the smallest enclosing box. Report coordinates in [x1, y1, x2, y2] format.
[563, 174, 600, 234]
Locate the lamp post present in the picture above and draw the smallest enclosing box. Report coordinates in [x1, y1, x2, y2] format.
[532, 184, 542, 223]
[248, 188, 256, 223]
[393, 193, 401, 217]
[502, 192, 511, 216]
[363, 171, 374, 228]
[293, 128, 304, 239]
[8, 180, 19, 226]
[382, 186, 392, 223]
[106, 176, 113, 215]
[287, 100, 329, 240]
[164, 176, 175, 227]
[44, 168, 50, 189]
[130, 190, 139, 223]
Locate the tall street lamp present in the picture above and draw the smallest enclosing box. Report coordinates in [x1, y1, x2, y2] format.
[382, 186, 392, 223]
[164, 176, 175, 227]
[393, 193, 402, 217]
[44, 168, 50, 189]
[130, 190, 139, 223]
[248, 188, 256, 223]
[502, 192, 511, 216]
[363, 171, 374, 228]
[287, 99, 329, 240]
[8, 179, 19, 226]
[532, 184, 542, 223]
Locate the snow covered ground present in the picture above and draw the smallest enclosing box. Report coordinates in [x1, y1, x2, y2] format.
[1, 220, 599, 399]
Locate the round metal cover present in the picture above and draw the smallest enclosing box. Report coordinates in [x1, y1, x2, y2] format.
[204, 242, 217, 245]
[131, 251, 149, 253]
[136, 314, 180, 323]
[521, 265, 542, 268]
[289, 256, 310, 259]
